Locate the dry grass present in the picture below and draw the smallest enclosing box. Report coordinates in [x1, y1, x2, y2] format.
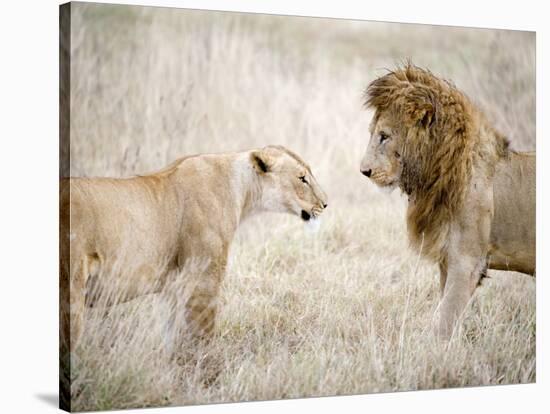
[67, 3, 536, 411]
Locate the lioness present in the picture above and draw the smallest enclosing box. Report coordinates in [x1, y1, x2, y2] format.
[359, 64, 535, 338]
[60, 145, 327, 354]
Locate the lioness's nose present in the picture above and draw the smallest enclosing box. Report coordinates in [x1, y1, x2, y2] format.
[361, 169, 372, 177]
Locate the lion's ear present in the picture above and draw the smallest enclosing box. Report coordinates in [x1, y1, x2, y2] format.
[419, 104, 436, 129]
[250, 150, 271, 173]
[403, 88, 436, 129]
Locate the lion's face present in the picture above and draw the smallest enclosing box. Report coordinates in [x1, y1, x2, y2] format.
[252, 146, 328, 222]
[360, 113, 402, 189]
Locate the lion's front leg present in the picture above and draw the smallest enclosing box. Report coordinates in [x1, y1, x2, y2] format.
[437, 191, 492, 339]
[437, 254, 487, 338]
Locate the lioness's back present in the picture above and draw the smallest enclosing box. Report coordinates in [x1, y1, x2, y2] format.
[68, 176, 181, 264]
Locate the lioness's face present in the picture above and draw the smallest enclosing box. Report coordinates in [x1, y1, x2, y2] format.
[360, 113, 402, 189]
[252, 146, 328, 222]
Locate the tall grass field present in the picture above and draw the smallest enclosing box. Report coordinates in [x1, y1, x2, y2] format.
[66, 4, 535, 411]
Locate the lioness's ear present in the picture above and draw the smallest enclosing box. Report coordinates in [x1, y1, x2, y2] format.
[250, 151, 270, 173]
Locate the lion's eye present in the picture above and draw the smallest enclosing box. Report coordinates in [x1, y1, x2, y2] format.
[299, 176, 308, 184]
[379, 132, 389, 143]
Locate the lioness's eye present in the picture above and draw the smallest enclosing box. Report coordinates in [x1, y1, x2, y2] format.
[379, 132, 389, 143]
[299, 176, 308, 184]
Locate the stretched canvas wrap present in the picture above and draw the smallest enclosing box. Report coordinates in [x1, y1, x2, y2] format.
[59, 2, 536, 412]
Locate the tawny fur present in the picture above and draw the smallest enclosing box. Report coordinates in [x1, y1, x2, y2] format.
[60, 146, 327, 355]
[361, 63, 535, 337]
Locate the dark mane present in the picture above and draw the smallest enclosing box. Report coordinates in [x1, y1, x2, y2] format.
[363, 63, 509, 260]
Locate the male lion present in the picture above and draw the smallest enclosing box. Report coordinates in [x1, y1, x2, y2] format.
[60, 145, 328, 355]
[359, 64, 535, 338]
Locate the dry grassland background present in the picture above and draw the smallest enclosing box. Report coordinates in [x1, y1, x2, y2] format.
[67, 3, 536, 411]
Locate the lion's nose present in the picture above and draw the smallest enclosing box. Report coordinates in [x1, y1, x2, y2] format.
[322, 203, 328, 209]
[361, 169, 372, 177]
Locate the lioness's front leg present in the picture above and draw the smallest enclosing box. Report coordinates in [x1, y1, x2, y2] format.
[183, 258, 226, 341]
[162, 251, 227, 356]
